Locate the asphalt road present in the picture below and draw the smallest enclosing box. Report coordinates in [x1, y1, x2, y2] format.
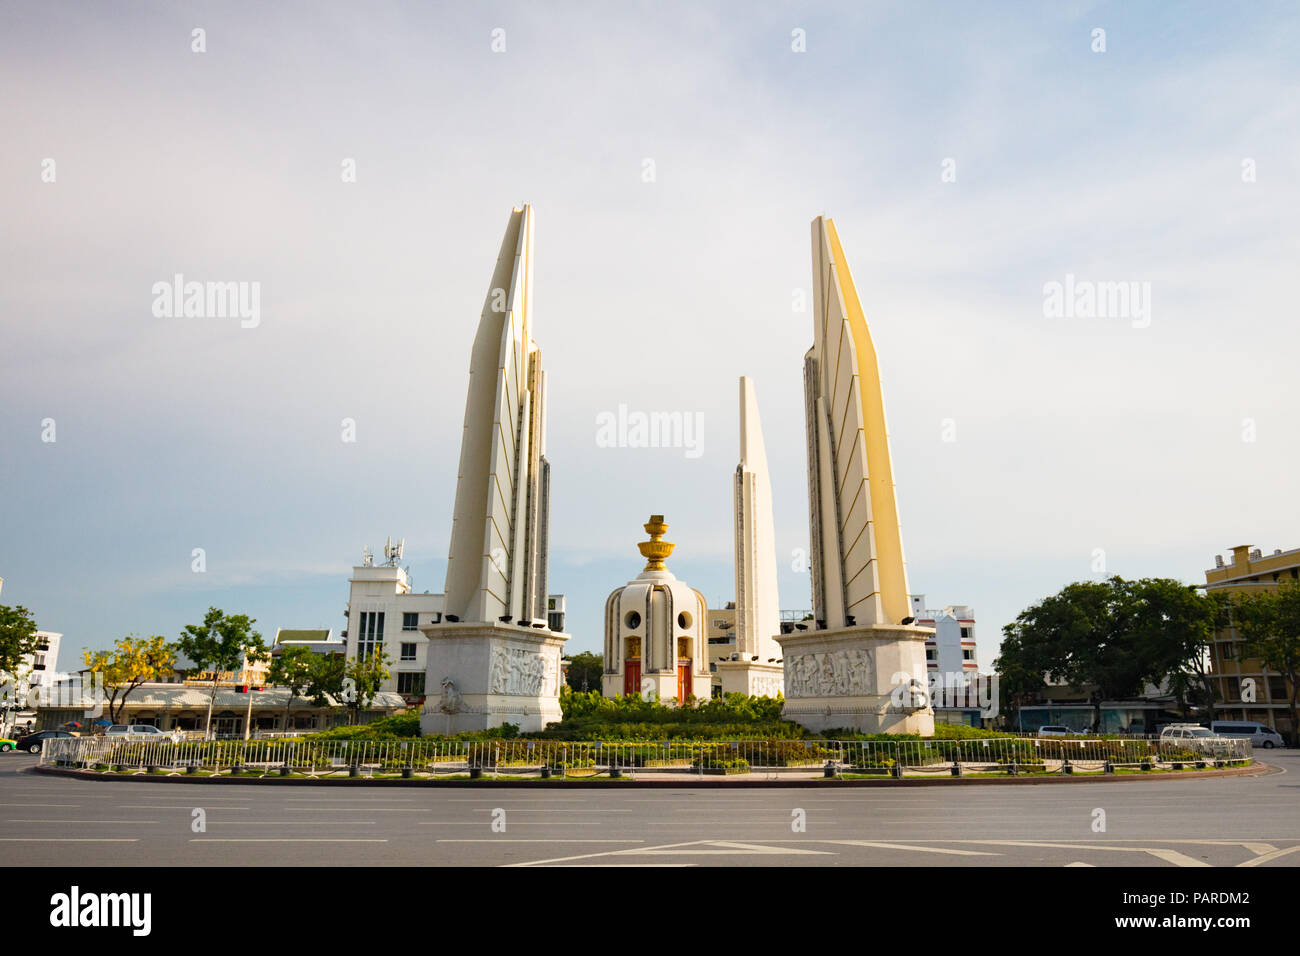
[2, 752, 1297, 866]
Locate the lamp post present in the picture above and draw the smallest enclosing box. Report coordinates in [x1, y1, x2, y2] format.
[244, 685, 255, 741]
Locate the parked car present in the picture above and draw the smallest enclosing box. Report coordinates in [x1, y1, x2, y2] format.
[1160, 724, 1232, 756]
[104, 724, 183, 743]
[16, 730, 75, 754]
[0, 738, 16, 753]
[1036, 726, 1071, 737]
[1209, 720, 1285, 749]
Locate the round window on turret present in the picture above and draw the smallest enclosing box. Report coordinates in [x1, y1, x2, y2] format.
[624, 610, 642, 630]
[677, 611, 693, 630]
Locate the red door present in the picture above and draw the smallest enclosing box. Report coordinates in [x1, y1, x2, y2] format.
[677, 662, 693, 701]
[624, 660, 641, 697]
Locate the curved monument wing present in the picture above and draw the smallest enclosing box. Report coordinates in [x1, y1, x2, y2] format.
[444, 205, 549, 625]
[807, 216, 910, 628]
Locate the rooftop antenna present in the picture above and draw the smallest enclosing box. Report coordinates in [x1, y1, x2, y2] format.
[362, 546, 374, 567]
[384, 536, 405, 567]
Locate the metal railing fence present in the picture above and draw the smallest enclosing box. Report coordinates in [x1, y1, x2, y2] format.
[36, 735, 1253, 778]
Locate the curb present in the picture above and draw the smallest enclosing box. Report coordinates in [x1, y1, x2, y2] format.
[30, 761, 1270, 788]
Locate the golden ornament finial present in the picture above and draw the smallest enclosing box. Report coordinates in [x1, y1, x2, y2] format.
[638, 514, 675, 571]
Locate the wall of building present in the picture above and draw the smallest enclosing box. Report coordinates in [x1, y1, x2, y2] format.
[1205, 544, 1300, 736]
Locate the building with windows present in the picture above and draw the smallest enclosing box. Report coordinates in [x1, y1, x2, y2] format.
[909, 596, 977, 676]
[1204, 544, 1299, 738]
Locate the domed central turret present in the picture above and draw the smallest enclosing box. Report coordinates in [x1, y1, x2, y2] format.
[603, 515, 709, 702]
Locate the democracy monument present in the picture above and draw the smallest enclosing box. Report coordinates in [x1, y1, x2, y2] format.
[774, 216, 934, 734]
[422, 205, 932, 735]
[419, 205, 569, 734]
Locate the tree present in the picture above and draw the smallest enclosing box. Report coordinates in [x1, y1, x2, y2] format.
[178, 607, 268, 740]
[82, 635, 177, 723]
[991, 629, 1046, 729]
[1128, 579, 1227, 722]
[0, 604, 41, 732]
[998, 577, 1218, 732]
[0, 604, 40, 680]
[342, 647, 391, 725]
[564, 651, 603, 692]
[267, 645, 320, 733]
[1233, 579, 1300, 745]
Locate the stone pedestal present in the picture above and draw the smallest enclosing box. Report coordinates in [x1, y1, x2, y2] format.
[774, 623, 935, 735]
[715, 660, 785, 698]
[418, 622, 569, 735]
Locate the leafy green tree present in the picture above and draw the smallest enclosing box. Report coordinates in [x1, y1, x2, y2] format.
[342, 647, 391, 725]
[1128, 579, 1227, 722]
[267, 645, 330, 733]
[564, 651, 603, 692]
[1233, 580, 1300, 745]
[0, 604, 40, 680]
[178, 607, 268, 740]
[998, 577, 1220, 731]
[0, 605, 41, 730]
[991, 629, 1047, 729]
[83, 635, 177, 722]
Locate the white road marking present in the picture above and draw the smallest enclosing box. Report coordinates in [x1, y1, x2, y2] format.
[0, 838, 138, 842]
[418, 821, 602, 826]
[956, 840, 1210, 867]
[283, 807, 430, 812]
[824, 841, 999, 856]
[1238, 845, 1300, 867]
[504, 839, 834, 867]
[470, 808, 632, 813]
[118, 805, 251, 810]
[202, 821, 376, 825]
[190, 838, 388, 843]
[436, 839, 644, 843]
[8, 819, 159, 824]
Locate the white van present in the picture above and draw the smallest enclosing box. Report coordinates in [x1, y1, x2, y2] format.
[1210, 721, 1285, 749]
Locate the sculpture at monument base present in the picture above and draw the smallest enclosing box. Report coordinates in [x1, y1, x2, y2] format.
[419, 622, 567, 735]
[775, 624, 933, 734]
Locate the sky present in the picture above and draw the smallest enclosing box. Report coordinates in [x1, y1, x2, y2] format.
[2, 1, 1297, 674]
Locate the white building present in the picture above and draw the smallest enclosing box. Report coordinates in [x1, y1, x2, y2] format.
[910, 595, 978, 676]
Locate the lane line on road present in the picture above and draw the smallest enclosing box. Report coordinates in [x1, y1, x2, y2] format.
[0, 838, 138, 842]
[8, 819, 159, 824]
[189, 838, 388, 843]
[417, 821, 602, 826]
[118, 805, 251, 810]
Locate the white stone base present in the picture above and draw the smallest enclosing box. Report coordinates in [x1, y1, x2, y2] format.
[418, 622, 569, 735]
[774, 623, 935, 735]
[715, 660, 785, 698]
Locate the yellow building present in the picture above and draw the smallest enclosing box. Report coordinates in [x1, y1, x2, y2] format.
[1204, 544, 1299, 736]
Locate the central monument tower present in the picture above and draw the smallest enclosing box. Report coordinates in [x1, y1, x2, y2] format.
[775, 215, 934, 734]
[420, 205, 569, 734]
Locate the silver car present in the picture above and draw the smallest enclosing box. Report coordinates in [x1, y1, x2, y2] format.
[105, 724, 183, 743]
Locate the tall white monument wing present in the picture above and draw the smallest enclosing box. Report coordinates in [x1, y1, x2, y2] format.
[805, 215, 911, 629]
[444, 205, 551, 625]
[734, 376, 780, 658]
